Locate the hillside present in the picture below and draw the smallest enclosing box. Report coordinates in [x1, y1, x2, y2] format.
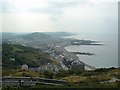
[62, 68, 120, 83]
[2, 68, 120, 89]
[44, 32, 76, 38]
[2, 43, 59, 69]
[2, 32, 22, 42]
[20, 32, 54, 41]
[2, 32, 75, 44]
[2, 32, 74, 40]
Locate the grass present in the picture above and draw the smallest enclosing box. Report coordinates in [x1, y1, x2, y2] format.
[12, 47, 22, 53]
[2, 43, 60, 69]
[12, 69, 43, 77]
[63, 76, 87, 83]
[3, 69, 43, 77]
[2, 68, 120, 89]
[62, 68, 120, 84]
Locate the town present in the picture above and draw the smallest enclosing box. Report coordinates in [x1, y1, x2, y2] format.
[8, 37, 99, 72]
[2, 32, 119, 89]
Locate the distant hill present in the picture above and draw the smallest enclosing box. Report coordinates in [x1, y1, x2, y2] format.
[20, 32, 54, 41]
[2, 32, 75, 43]
[2, 32, 18, 41]
[44, 32, 76, 38]
[2, 43, 59, 69]
[2, 32, 54, 42]
[16, 32, 74, 41]
[7, 32, 62, 44]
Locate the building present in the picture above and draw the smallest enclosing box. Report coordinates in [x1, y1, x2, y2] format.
[21, 64, 28, 69]
[2, 77, 68, 86]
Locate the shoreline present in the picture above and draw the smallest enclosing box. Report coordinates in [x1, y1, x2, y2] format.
[63, 45, 96, 71]
[84, 63, 96, 71]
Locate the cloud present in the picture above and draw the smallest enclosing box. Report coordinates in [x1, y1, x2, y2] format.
[53, 1, 118, 34]
[1, 0, 118, 34]
[2, 12, 55, 32]
[1, 0, 48, 13]
[29, 1, 82, 21]
[0, 0, 18, 13]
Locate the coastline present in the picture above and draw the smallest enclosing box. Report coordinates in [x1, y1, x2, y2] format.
[84, 63, 96, 71]
[63, 45, 96, 71]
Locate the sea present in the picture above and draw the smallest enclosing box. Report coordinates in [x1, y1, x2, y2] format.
[65, 33, 118, 68]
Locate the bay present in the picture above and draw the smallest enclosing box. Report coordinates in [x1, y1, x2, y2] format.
[65, 33, 118, 68]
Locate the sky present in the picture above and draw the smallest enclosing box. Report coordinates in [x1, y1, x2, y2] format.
[0, 0, 119, 34]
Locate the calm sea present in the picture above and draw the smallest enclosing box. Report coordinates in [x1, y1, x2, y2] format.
[65, 33, 118, 68]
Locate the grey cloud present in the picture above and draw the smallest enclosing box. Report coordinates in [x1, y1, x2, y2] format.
[29, 1, 87, 21]
[1, 1, 19, 13]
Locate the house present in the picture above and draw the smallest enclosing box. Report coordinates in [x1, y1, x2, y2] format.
[10, 58, 15, 61]
[21, 64, 28, 69]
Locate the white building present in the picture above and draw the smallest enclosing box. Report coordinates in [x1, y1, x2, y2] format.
[21, 64, 28, 69]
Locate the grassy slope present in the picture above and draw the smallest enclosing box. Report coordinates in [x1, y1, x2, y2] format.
[62, 68, 120, 84]
[2, 43, 59, 69]
[2, 69, 42, 77]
